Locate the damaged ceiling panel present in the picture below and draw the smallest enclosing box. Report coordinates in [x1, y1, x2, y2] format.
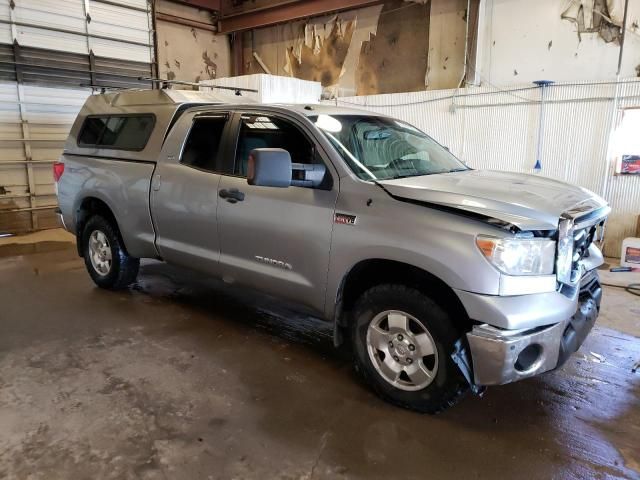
[242, 5, 383, 96]
[285, 20, 356, 89]
[243, 1, 457, 97]
[561, 0, 625, 43]
[356, 0, 430, 95]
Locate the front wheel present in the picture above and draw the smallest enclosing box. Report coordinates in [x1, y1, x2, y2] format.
[351, 284, 469, 413]
[81, 215, 139, 289]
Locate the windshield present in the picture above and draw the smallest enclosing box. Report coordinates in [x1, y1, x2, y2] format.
[311, 114, 469, 181]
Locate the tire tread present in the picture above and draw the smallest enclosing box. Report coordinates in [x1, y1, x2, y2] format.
[351, 284, 469, 414]
[82, 215, 139, 290]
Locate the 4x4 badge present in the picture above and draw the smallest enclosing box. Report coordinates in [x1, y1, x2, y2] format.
[335, 213, 357, 225]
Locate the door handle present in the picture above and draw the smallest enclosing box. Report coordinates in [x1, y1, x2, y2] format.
[219, 188, 245, 203]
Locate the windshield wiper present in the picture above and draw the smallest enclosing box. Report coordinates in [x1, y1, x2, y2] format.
[388, 171, 446, 179]
[384, 173, 419, 179]
[369, 168, 469, 182]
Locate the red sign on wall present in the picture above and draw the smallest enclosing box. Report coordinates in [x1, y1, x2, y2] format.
[621, 155, 640, 174]
[626, 247, 640, 264]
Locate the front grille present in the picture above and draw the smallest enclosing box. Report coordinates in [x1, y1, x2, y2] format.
[557, 206, 608, 293]
[578, 272, 601, 301]
[571, 224, 598, 273]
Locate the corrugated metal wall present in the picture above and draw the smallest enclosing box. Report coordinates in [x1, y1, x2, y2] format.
[0, 0, 155, 234]
[0, 0, 153, 63]
[604, 80, 640, 258]
[334, 79, 640, 257]
[0, 83, 87, 231]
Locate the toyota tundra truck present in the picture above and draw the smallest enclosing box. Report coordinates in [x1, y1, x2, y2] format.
[54, 89, 609, 413]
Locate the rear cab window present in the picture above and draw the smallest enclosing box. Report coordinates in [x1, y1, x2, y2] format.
[78, 114, 155, 151]
[180, 115, 228, 173]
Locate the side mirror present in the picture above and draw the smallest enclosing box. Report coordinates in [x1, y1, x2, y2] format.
[247, 148, 292, 187]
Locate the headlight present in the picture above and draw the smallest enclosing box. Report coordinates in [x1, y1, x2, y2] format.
[556, 218, 574, 284]
[476, 235, 556, 276]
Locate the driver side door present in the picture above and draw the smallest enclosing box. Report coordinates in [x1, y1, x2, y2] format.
[216, 112, 338, 314]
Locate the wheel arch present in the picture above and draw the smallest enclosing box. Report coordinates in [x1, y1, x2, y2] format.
[75, 196, 126, 257]
[333, 258, 472, 347]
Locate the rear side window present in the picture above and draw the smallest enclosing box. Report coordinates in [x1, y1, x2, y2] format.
[180, 116, 227, 172]
[78, 114, 155, 150]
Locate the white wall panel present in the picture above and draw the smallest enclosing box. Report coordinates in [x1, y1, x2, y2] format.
[476, 0, 639, 85]
[0, 82, 20, 125]
[0, 23, 11, 43]
[335, 79, 640, 257]
[0, 81, 89, 233]
[0, 0, 10, 21]
[90, 37, 151, 63]
[0, 0, 153, 62]
[89, 1, 151, 45]
[14, 0, 86, 33]
[202, 74, 322, 104]
[14, 25, 88, 55]
[0, 0, 152, 232]
[605, 175, 640, 257]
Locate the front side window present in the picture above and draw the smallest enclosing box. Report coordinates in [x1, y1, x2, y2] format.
[312, 114, 468, 181]
[78, 114, 155, 151]
[234, 114, 316, 177]
[181, 116, 227, 172]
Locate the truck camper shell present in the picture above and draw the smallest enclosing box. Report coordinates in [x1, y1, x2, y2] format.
[63, 89, 245, 163]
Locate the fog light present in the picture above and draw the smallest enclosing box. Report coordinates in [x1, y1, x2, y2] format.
[515, 344, 542, 372]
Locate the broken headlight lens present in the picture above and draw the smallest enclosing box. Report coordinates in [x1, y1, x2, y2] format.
[556, 218, 575, 284]
[476, 236, 556, 276]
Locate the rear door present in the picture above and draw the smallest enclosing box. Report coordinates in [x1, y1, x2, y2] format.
[216, 111, 338, 314]
[151, 110, 230, 273]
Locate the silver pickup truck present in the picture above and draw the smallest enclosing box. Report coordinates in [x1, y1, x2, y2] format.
[55, 89, 609, 413]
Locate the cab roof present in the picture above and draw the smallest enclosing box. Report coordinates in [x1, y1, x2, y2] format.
[63, 89, 384, 163]
[80, 89, 379, 117]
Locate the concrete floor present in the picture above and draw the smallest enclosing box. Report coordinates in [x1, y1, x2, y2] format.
[0, 230, 639, 480]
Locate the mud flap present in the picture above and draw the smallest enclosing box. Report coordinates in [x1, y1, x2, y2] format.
[452, 338, 486, 396]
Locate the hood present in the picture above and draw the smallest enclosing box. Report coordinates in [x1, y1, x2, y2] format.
[379, 170, 608, 231]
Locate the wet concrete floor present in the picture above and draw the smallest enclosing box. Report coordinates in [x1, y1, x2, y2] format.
[0, 238, 639, 479]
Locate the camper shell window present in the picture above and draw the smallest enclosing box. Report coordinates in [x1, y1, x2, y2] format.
[78, 114, 156, 151]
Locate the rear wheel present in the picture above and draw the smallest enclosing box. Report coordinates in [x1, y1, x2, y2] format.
[81, 215, 139, 289]
[351, 284, 469, 413]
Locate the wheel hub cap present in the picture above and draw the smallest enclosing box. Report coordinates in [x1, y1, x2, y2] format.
[366, 310, 439, 391]
[88, 230, 112, 276]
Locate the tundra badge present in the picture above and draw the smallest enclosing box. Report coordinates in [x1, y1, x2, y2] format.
[255, 256, 293, 270]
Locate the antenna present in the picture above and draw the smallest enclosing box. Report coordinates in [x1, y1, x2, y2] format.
[138, 77, 258, 95]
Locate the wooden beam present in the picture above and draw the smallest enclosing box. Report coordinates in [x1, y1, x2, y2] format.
[231, 32, 244, 76]
[165, 0, 220, 12]
[218, 0, 382, 33]
[155, 12, 217, 32]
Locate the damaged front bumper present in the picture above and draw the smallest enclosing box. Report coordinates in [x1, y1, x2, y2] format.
[466, 270, 602, 386]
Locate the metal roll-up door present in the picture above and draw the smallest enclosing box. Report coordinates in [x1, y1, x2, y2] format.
[0, 0, 156, 234]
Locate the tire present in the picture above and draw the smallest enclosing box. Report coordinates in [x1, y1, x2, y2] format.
[81, 214, 139, 290]
[351, 284, 469, 413]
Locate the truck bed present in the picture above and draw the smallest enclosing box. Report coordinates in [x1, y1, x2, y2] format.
[57, 155, 159, 259]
